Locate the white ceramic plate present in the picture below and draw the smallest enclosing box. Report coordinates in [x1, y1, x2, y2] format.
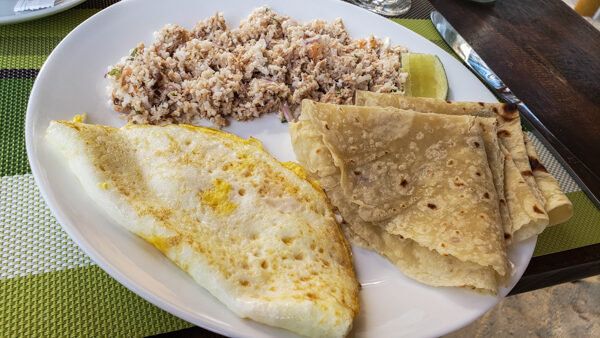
[0, 0, 86, 25]
[26, 0, 536, 337]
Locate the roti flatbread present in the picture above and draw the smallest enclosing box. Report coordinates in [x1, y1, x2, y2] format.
[46, 121, 359, 338]
[355, 91, 551, 241]
[333, 187, 502, 293]
[523, 134, 573, 225]
[474, 119, 511, 239]
[501, 144, 548, 241]
[290, 100, 509, 294]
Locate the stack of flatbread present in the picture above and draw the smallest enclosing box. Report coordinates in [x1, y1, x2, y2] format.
[290, 94, 573, 295]
[354, 91, 574, 238]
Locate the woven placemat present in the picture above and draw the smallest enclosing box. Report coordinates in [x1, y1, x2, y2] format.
[1, 0, 598, 336]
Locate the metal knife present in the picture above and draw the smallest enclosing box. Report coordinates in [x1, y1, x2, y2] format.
[430, 10, 600, 208]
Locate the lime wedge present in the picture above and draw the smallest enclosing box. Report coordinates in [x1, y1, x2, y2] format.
[401, 53, 448, 99]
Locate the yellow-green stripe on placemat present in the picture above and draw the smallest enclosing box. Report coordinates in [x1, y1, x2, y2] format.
[534, 191, 600, 256]
[0, 9, 100, 38]
[0, 265, 193, 337]
[0, 9, 102, 69]
[1, 78, 34, 176]
[390, 18, 457, 58]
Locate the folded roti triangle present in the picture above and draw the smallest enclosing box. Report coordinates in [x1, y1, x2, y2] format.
[290, 100, 509, 294]
[45, 121, 359, 338]
[523, 134, 573, 226]
[355, 91, 552, 242]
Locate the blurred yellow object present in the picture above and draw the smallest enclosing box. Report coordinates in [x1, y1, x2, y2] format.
[574, 0, 600, 16]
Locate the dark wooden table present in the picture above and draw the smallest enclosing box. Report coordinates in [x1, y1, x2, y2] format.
[154, 1, 600, 336]
[428, 0, 600, 295]
[431, 0, 600, 206]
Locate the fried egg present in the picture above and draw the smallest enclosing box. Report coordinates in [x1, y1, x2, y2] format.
[45, 121, 359, 338]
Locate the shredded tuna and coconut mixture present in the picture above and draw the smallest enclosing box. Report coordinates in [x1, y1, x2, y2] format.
[106, 6, 408, 127]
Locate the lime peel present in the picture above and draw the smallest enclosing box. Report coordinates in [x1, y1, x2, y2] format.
[402, 53, 448, 99]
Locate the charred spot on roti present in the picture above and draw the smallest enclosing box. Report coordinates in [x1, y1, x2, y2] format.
[483, 192, 490, 199]
[497, 130, 511, 138]
[502, 102, 518, 113]
[478, 102, 484, 106]
[353, 170, 361, 175]
[500, 199, 507, 206]
[499, 103, 519, 122]
[447, 159, 454, 166]
[400, 179, 408, 187]
[529, 156, 549, 173]
[427, 203, 438, 210]
[501, 114, 518, 122]
[475, 172, 481, 176]
[533, 205, 545, 214]
[474, 141, 480, 148]
[453, 176, 465, 186]
[521, 170, 534, 177]
[306, 292, 319, 300]
[445, 100, 452, 104]
[504, 233, 511, 239]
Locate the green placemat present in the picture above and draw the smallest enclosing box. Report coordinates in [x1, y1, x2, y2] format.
[0, 265, 193, 337]
[1, 0, 599, 336]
